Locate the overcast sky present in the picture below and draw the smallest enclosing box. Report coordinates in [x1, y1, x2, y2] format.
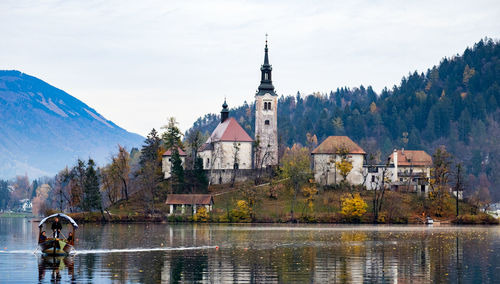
[1, 0, 499, 136]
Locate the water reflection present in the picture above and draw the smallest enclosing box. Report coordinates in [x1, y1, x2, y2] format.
[0, 218, 499, 283]
[38, 256, 75, 283]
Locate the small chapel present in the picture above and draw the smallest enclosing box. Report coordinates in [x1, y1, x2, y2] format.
[198, 38, 279, 184]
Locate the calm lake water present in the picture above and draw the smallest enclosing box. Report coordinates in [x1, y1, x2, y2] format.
[0, 218, 499, 283]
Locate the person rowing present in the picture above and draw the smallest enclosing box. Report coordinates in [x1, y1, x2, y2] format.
[51, 217, 62, 238]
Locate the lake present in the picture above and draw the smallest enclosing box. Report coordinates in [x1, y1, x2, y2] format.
[0, 217, 499, 283]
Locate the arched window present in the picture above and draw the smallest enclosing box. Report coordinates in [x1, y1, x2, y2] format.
[268, 102, 272, 110]
[265, 120, 270, 125]
[263, 102, 268, 110]
[233, 163, 239, 169]
[264, 73, 268, 80]
[206, 158, 210, 168]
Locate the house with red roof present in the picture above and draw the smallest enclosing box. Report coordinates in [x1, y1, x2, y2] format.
[199, 99, 254, 176]
[311, 136, 366, 186]
[161, 147, 187, 179]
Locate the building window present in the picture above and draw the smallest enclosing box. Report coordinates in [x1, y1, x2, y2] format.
[206, 158, 210, 168]
[265, 120, 270, 125]
[233, 163, 239, 169]
[371, 175, 376, 182]
[268, 102, 272, 110]
[264, 73, 268, 80]
[368, 167, 378, 173]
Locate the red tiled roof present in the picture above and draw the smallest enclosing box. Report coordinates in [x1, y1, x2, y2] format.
[390, 150, 432, 166]
[165, 194, 214, 205]
[311, 136, 366, 154]
[205, 117, 253, 143]
[162, 147, 187, 156]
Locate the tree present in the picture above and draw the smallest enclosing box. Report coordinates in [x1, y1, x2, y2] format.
[429, 146, 453, 216]
[171, 150, 185, 193]
[280, 144, 312, 222]
[0, 180, 9, 210]
[302, 184, 318, 217]
[341, 193, 368, 222]
[253, 135, 272, 184]
[70, 159, 87, 211]
[335, 147, 353, 184]
[372, 160, 392, 223]
[114, 145, 131, 201]
[453, 163, 464, 217]
[185, 129, 206, 169]
[140, 128, 161, 168]
[193, 157, 208, 193]
[83, 159, 102, 215]
[138, 129, 164, 207]
[162, 118, 185, 193]
[230, 142, 240, 187]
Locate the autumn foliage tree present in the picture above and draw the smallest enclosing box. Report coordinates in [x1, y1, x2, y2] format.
[280, 144, 312, 222]
[341, 193, 368, 222]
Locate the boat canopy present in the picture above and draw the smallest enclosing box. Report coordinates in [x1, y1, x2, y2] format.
[38, 213, 78, 229]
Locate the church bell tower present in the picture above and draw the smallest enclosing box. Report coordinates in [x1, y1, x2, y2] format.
[254, 35, 278, 167]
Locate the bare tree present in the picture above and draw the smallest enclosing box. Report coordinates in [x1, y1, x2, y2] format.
[372, 159, 393, 223]
[231, 142, 240, 187]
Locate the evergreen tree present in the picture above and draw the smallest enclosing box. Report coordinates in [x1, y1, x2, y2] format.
[171, 149, 185, 193]
[140, 129, 161, 167]
[31, 179, 39, 199]
[83, 159, 102, 213]
[193, 157, 208, 193]
[0, 180, 9, 210]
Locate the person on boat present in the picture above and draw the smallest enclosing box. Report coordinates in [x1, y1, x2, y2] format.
[51, 217, 62, 238]
[39, 231, 47, 243]
[67, 232, 73, 244]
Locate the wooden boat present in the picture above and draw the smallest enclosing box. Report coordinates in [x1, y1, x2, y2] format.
[38, 213, 78, 256]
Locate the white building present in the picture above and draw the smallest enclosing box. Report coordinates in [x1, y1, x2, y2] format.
[162, 148, 187, 179]
[312, 136, 366, 186]
[198, 101, 254, 171]
[364, 149, 432, 193]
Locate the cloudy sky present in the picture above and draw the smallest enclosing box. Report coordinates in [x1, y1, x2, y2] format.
[1, 0, 499, 136]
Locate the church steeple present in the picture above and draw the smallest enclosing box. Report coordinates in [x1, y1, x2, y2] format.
[257, 34, 276, 96]
[220, 98, 229, 123]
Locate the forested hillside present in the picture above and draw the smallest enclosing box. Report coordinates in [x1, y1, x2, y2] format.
[188, 38, 500, 201]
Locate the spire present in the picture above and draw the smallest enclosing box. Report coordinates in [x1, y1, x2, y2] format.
[257, 34, 276, 96]
[264, 33, 269, 65]
[220, 98, 229, 123]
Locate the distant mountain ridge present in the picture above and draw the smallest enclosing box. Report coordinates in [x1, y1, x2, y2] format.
[0, 70, 143, 178]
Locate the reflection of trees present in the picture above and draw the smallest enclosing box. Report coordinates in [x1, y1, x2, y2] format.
[37, 223, 498, 282]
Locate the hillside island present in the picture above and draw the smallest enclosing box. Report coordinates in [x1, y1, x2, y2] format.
[1, 38, 499, 225]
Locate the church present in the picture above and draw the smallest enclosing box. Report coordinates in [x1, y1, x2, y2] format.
[198, 39, 279, 184]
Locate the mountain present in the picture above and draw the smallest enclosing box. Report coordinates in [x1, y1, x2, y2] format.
[0, 70, 144, 178]
[187, 38, 500, 201]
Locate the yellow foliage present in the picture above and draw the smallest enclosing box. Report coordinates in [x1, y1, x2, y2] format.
[231, 200, 252, 222]
[463, 64, 475, 85]
[341, 194, 367, 218]
[369, 102, 377, 113]
[193, 206, 209, 222]
[335, 158, 353, 182]
[302, 184, 318, 212]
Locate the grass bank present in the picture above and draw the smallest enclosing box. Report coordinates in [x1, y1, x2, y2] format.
[66, 182, 498, 225]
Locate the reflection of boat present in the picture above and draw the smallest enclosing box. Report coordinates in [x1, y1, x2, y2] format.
[38, 255, 75, 282]
[425, 217, 434, 225]
[38, 213, 78, 256]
